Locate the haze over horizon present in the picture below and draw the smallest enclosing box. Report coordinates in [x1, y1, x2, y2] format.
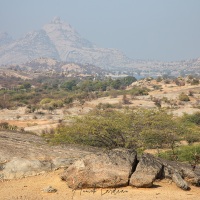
[1, 0, 200, 62]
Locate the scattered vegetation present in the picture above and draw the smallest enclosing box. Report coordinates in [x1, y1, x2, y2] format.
[45, 109, 185, 150]
[0, 76, 137, 109]
[179, 93, 190, 101]
[41, 108, 200, 164]
[0, 122, 17, 131]
[159, 145, 200, 165]
[1, 73, 200, 165]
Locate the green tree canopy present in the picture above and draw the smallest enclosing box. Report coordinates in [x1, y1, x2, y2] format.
[49, 109, 186, 150]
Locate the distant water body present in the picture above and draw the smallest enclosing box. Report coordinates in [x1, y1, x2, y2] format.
[134, 75, 145, 80]
[108, 74, 157, 80]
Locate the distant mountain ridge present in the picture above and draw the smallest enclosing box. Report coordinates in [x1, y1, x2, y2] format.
[0, 17, 132, 69]
[0, 57, 106, 79]
[0, 17, 200, 75]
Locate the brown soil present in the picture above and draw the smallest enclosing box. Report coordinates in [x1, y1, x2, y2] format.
[4, 120, 52, 128]
[0, 169, 199, 200]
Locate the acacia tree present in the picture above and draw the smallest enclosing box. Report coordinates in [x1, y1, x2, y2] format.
[50, 109, 186, 151]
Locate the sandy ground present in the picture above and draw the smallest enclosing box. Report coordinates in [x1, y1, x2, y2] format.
[0, 169, 200, 200]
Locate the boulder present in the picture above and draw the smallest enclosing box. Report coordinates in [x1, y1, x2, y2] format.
[61, 148, 137, 189]
[0, 158, 52, 179]
[172, 172, 189, 190]
[129, 153, 163, 187]
[159, 158, 200, 187]
[43, 186, 57, 193]
[52, 158, 74, 169]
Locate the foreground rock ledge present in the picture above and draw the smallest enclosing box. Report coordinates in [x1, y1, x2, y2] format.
[61, 149, 200, 190]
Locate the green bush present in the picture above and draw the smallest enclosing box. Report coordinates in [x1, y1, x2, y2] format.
[182, 112, 200, 125]
[96, 103, 115, 110]
[128, 87, 149, 96]
[178, 112, 200, 144]
[64, 97, 73, 104]
[40, 98, 52, 105]
[179, 93, 190, 101]
[159, 145, 200, 163]
[191, 79, 199, 85]
[47, 109, 184, 150]
[50, 100, 64, 108]
[156, 76, 162, 82]
[184, 132, 200, 144]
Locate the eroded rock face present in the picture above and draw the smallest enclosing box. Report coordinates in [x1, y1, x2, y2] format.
[61, 151, 200, 190]
[61, 148, 137, 189]
[172, 172, 189, 190]
[129, 153, 163, 188]
[159, 158, 200, 187]
[1, 158, 52, 179]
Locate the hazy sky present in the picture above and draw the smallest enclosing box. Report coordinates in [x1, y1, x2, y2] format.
[0, 0, 200, 61]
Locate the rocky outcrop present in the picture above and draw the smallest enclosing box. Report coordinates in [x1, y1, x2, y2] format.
[160, 157, 200, 187]
[0, 132, 199, 192]
[61, 148, 137, 189]
[129, 153, 163, 187]
[0, 157, 78, 179]
[61, 151, 200, 191]
[1, 158, 52, 179]
[0, 130, 96, 180]
[0, 30, 60, 65]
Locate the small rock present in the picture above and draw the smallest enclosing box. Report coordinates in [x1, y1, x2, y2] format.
[43, 186, 57, 193]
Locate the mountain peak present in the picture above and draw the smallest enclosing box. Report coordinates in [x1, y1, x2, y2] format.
[42, 17, 95, 59]
[44, 17, 75, 35]
[0, 18, 130, 68]
[51, 16, 61, 24]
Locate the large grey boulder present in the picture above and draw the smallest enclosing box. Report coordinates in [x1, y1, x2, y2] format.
[129, 153, 200, 190]
[61, 148, 137, 189]
[0, 158, 52, 179]
[0, 157, 78, 180]
[129, 153, 163, 188]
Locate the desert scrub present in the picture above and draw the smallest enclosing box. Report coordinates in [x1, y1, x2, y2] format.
[179, 112, 200, 144]
[181, 112, 200, 125]
[179, 93, 190, 101]
[158, 145, 200, 164]
[48, 109, 185, 151]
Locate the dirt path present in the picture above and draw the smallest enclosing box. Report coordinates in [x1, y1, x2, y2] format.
[0, 169, 199, 200]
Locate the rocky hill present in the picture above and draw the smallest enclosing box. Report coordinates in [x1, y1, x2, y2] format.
[0, 58, 106, 79]
[0, 17, 132, 69]
[0, 17, 200, 75]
